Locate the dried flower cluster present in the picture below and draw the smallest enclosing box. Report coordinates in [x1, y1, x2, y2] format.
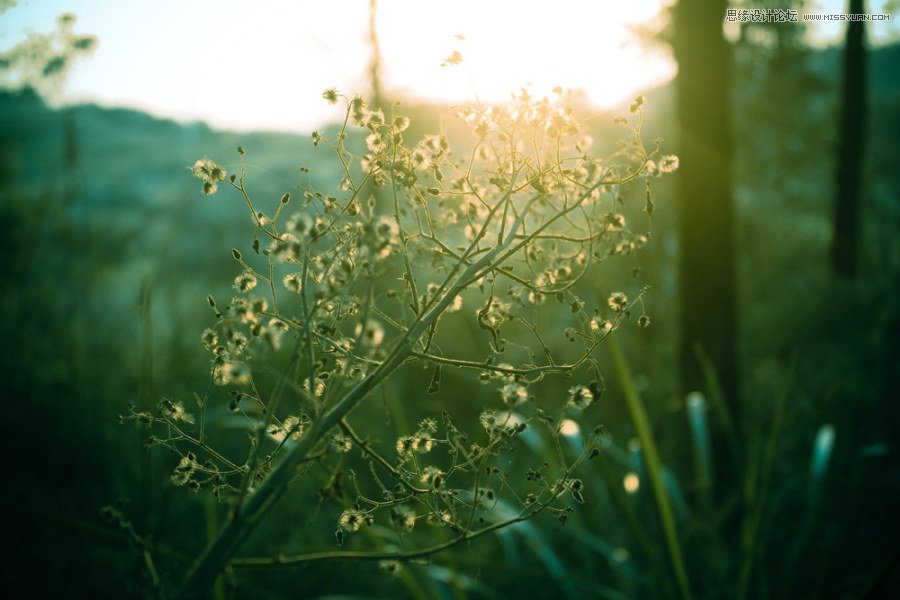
[126, 87, 675, 594]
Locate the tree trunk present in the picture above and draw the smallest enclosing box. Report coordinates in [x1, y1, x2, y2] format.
[672, 0, 739, 414]
[832, 0, 867, 277]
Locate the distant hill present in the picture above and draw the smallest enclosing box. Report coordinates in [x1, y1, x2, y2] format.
[0, 41, 896, 316]
[3, 40, 895, 221]
[2, 40, 896, 195]
[1, 87, 330, 221]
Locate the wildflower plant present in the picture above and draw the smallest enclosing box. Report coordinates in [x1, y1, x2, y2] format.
[127, 87, 675, 596]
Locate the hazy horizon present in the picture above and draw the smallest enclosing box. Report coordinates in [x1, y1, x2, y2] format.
[2, 0, 897, 134]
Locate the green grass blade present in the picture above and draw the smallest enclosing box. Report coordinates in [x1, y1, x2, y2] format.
[738, 379, 789, 600]
[493, 501, 577, 599]
[809, 424, 836, 503]
[610, 336, 693, 600]
[783, 423, 837, 590]
[204, 496, 226, 600]
[686, 392, 713, 507]
[594, 453, 673, 597]
[694, 343, 740, 457]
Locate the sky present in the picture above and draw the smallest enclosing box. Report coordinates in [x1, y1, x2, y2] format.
[1, 0, 896, 133]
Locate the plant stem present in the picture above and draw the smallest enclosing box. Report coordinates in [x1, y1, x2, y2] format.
[610, 336, 693, 600]
[176, 228, 510, 598]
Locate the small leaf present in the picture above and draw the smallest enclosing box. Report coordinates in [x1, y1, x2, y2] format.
[530, 178, 548, 194]
[477, 295, 505, 353]
[428, 365, 442, 394]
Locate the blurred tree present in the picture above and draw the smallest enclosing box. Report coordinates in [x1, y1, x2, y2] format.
[832, 0, 868, 276]
[672, 0, 739, 412]
[364, 0, 387, 214]
[732, 0, 827, 193]
[368, 0, 384, 111]
[0, 12, 96, 99]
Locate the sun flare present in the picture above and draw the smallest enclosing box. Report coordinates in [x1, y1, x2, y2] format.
[375, 0, 674, 110]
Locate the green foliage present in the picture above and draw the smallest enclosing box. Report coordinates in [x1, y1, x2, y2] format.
[0, 12, 97, 98]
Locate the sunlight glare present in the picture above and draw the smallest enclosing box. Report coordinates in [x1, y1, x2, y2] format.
[1, 0, 675, 132]
[624, 472, 640, 494]
[559, 419, 580, 437]
[376, 0, 674, 111]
